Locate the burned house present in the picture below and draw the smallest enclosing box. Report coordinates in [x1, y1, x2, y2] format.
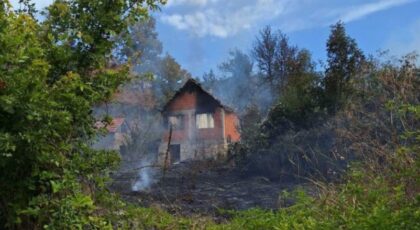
[158, 79, 240, 164]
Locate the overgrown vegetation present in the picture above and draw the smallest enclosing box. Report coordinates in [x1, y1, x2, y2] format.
[0, 0, 418, 229]
[212, 23, 419, 228]
[0, 0, 164, 228]
[219, 54, 420, 229]
[112, 53, 420, 230]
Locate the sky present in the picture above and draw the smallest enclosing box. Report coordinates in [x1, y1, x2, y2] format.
[11, 0, 420, 77]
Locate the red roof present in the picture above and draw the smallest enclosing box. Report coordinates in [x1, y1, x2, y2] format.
[95, 117, 125, 133]
[107, 118, 125, 133]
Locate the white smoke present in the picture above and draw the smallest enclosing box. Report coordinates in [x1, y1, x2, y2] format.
[132, 163, 156, 191]
[116, 112, 163, 192]
[128, 123, 161, 192]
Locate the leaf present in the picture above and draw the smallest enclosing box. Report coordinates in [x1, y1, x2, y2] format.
[50, 180, 61, 193]
[0, 95, 16, 114]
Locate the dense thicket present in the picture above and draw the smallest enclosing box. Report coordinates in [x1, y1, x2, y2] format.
[219, 54, 419, 229]
[92, 54, 420, 229]
[216, 24, 366, 181]
[0, 0, 164, 228]
[215, 23, 418, 228]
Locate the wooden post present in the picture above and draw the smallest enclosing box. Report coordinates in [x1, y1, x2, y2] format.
[162, 125, 173, 178]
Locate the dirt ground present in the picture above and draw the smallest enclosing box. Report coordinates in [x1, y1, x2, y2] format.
[111, 160, 312, 219]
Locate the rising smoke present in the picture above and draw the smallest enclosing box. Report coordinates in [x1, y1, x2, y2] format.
[201, 49, 276, 116]
[131, 153, 158, 191]
[120, 112, 163, 191]
[92, 80, 165, 191]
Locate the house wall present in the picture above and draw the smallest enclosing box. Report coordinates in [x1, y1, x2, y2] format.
[165, 90, 197, 111]
[158, 86, 240, 164]
[224, 112, 241, 143]
[162, 90, 224, 143]
[195, 108, 224, 141]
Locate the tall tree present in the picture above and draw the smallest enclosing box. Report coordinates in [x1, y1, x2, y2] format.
[155, 54, 191, 104]
[121, 17, 163, 73]
[114, 17, 192, 106]
[218, 49, 256, 111]
[325, 21, 365, 112]
[220, 49, 254, 80]
[273, 32, 298, 89]
[201, 69, 218, 91]
[253, 26, 312, 96]
[253, 26, 277, 87]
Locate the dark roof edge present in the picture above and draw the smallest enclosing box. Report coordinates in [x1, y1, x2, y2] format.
[162, 78, 235, 113]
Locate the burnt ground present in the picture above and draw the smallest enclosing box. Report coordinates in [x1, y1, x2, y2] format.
[110, 160, 314, 219]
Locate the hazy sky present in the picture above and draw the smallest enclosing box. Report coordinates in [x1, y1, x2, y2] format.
[11, 0, 420, 77]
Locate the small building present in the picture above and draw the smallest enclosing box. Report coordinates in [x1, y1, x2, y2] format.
[158, 79, 240, 164]
[94, 117, 127, 150]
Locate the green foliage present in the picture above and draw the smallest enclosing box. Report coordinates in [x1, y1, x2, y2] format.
[117, 16, 192, 107]
[215, 162, 419, 230]
[41, 0, 164, 83]
[221, 54, 420, 229]
[155, 54, 191, 104]
[0, 0, 164, 228]
[324, 21, 365, 112]
[253, 26, 314, 95]
[266, 72, 324, 132]
[232, 45, 331, 180]
[121, 17, 163, 68]
[251, 29, 327, 134]
[216, 49, 259, 112]
[0, 1, 418, 229]
[219, 77, 420, 228]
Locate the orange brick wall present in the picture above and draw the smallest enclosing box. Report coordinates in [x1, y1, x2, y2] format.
[163, 91, 195, 142]
[162, 115, 189, 142]
[162, 91, 223, 142]
[196, 108, 223, 141]
[224, 112, 240, 142]
[162, 90, 240, 143]
[166, 91, 197, 111]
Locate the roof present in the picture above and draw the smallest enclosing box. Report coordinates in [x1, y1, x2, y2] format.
[107, 117, 125, 132]
[95, 117, 125, 133]
[162, 78, 234, 113]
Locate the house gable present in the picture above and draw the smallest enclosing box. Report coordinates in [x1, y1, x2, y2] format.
[162, 79, 232, 114]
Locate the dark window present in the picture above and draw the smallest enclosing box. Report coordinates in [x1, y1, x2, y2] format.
[169, 144, 181, 163]
[168, 115, 184, 130]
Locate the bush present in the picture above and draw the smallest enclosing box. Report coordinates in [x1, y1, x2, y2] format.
[0, 1, 164, 228]
[221, 54, 420, 229]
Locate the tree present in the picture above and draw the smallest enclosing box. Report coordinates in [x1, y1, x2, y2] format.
[220, 49, 253, 79]
[42, 0, 162, 83]
[0, 0, 163, 228]
[324, 21, 365, 112]
[121, 17, 163, 73]
[240, 104, 264, 146]
[253, 26, 277, 87]
[273, 32, 298, 89]
[217, 49, 256, 111]
[155, 54, 191, 104]
[201, 69, 218, 90]
[253, 26, 312, 96]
